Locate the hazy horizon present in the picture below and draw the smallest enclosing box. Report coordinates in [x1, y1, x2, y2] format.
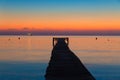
[0, 29, 120, 35]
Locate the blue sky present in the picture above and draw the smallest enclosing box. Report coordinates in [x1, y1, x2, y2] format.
[1, 0, 120, 11]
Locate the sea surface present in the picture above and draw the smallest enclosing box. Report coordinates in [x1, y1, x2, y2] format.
[0, 36, 120, 80]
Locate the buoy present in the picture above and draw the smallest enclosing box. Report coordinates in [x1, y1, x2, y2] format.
[107, 39, 110, 41]
[18, 37, 20, 40]
[95, 37, 98, 40]
[8, 38, 10, 41]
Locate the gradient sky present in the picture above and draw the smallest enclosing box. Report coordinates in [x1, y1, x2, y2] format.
[0, 0, 120, 35]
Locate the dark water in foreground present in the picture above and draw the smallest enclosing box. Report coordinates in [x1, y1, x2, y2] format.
[0, 62, 120, 80]
[0, 62, 46, 80]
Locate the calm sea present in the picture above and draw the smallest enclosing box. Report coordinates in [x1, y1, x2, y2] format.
[0, 36, 120, 80]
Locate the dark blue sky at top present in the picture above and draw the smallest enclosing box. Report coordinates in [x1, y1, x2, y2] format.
[0, 0, 120, 12]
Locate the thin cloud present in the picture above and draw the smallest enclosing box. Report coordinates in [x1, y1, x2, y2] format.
[22, 27, 29, 30]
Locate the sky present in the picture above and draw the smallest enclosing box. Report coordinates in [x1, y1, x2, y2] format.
[0, 0, 120, 35]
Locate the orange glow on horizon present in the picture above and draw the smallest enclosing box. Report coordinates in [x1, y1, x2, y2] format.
[1, 12, 120, 31]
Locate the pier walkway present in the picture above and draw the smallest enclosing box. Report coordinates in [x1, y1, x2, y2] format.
[45, 38, 95, 80]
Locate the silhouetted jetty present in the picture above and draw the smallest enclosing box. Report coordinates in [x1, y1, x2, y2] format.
[45, 37, 95, 80]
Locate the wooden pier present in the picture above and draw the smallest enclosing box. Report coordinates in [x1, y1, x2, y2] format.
[45, 37, 95, 80]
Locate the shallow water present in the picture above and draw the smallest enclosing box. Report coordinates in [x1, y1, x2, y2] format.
[0, 36, 120, 80]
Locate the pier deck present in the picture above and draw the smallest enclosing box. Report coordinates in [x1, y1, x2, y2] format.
[45, 38, 95, 80]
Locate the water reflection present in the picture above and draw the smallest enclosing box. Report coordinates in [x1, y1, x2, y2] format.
[27, 37, 32, 50]
[0, 36, 120, 64]
[0, 36, 120, 80]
